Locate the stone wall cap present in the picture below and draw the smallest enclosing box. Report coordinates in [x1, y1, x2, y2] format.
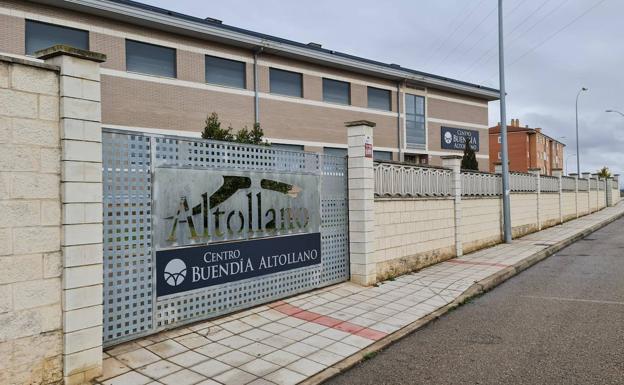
[35, 45, 107, 63]
[0, 54, 59, 71]
[345, 120, 376, 127]
[440, 155, 462, 160]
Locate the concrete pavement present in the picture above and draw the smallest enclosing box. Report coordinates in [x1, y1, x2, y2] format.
[327, 216, 624, 385]
[95, 203, 624, 385]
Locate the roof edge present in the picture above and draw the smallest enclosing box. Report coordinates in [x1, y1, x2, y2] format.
[33, 0, 500, 101]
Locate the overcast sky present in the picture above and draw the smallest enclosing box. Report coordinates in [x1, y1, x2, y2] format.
[144, 0, 622, 178]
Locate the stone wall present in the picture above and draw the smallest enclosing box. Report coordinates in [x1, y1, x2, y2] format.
[461, 197, 501, 253]
[374, 198, 455, 280]
[0, 56, 63, 385]
[510, 193, 539, 238]
[540, 193, 560, 228]
[562, 192, 577, 221]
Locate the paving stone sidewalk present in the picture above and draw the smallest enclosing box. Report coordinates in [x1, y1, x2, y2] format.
[95, 204, 624, 385]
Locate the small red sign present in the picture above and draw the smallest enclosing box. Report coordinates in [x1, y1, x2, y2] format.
[365, 143, 373, 158]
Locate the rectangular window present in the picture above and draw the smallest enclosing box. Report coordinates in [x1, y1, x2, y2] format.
[25, 20, 88, 55]
[405, 94, 426, 148]
[323, 147, 347, 158]
[497, 135, 502, 144]
[270, 68, 303, 97]
[271, 143, 304, 152]
[367, 87, 391, 111]
[373, 150, 393, 161]
[205, 55, 245, 88]
[322, 78, 350, 105]
[498, 152, 501, 160]
[126, 40, 176, 78]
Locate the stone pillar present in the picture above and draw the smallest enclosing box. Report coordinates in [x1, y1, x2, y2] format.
[442, 156, 463, 257]
[570, 173, 579, 218]
[528, 168, 541, 230]
[39, 46, 106, 385]
[614, 174, 620, 205]
[592, 174, 600, 209]
[582, 172, 591, 213]
[552, 169, 563, 224]
[606, 178, 614, 206]
[346, 120, 376, 286]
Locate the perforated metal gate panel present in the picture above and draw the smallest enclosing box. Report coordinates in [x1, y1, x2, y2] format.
[102, 129, 349, 345]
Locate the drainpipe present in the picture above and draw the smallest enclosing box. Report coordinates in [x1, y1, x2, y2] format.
[397, 80, 403, 162]
[253, 47, 264, 124]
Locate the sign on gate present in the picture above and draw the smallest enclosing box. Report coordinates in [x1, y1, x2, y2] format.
[153, 167, 322, 297]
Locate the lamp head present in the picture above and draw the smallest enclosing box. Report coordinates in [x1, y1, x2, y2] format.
[581, 87, 588, 91]
[606, 109, 613, 113]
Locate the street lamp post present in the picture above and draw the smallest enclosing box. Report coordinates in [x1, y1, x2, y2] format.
[575, 87, 588, 175]
[498, 0, 512, 243]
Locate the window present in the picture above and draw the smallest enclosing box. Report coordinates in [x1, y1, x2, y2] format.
[367, 87, 391, 111]
[270, 68, 302, 97]
[497, 152, 501, 160]
[126, 40, 176, 78]
[323, 147, 347, 158]
[271, 143, 304, 152]
[205, 55, 245, 88]
[323, 78, 350, 105]
[25, 20, 88, 55]
[405, 94, 426, 148]
[373, 150, 393, 161]
[497, 135, 502, 144]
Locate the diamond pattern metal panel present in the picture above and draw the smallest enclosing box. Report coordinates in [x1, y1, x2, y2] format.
[102, 129, 349, 344]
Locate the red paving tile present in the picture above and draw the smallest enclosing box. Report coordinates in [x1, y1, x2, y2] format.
[270, 301, 387, 341]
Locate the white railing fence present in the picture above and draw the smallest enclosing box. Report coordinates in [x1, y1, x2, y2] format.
[562, 176, 577, 191]
[461, 171, 502, 196]
[578, 179, 589, 191]
[540, 175, 559, 193]
[373, 162, 452, 197]
[510, 172, 537, 192]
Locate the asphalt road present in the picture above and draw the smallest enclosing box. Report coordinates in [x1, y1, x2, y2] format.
[326, 218, 624, 385]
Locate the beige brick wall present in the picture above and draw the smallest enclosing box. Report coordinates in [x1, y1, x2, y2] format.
[540, 193, 559, 228]
[510, 193, 538, 237]
[562, 192, 577, 221]
[578, 192, 589, 215]
[590, 190, 599, 212]
[374, 198, 455, 280]
[461, 197, 501, 253]
[0, 57, 63, 385]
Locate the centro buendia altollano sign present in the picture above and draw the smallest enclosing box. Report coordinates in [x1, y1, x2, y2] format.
[153, 168, 321, 297]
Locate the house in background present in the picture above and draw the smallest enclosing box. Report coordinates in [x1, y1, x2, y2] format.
[489, 119, 565, 176]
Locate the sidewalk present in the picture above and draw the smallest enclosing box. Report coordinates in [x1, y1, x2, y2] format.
[95, 203, 624, 385]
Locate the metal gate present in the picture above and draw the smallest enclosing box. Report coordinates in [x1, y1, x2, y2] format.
[102, 128, 349, 345]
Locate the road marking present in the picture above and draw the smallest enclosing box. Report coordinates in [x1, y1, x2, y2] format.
[521, 295, 624, 305]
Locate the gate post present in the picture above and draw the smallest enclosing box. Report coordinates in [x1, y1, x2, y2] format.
[39, 46, 106, 385]
[552, 169, 563, 224]
[346, 120, 376, 286]
[583, 172, 591, 213]
[441, 156, 463, 257]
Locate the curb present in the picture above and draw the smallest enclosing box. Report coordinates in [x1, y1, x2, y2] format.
[301, 208, 624, 385]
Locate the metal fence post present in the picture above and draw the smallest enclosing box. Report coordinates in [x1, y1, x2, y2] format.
[442, 156, 463, 257]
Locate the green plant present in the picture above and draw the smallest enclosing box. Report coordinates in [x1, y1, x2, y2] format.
[201, 112, 233, 141]
[461, 144, 479, 170]
[597, 166, 611, 178]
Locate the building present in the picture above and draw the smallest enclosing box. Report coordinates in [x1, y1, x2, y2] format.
[0, 0, 498, 170]
[488, 119, 565, 175]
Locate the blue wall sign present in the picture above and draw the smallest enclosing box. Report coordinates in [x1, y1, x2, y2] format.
[156, 232, 321, 297]
[440, 126, 480, 151]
